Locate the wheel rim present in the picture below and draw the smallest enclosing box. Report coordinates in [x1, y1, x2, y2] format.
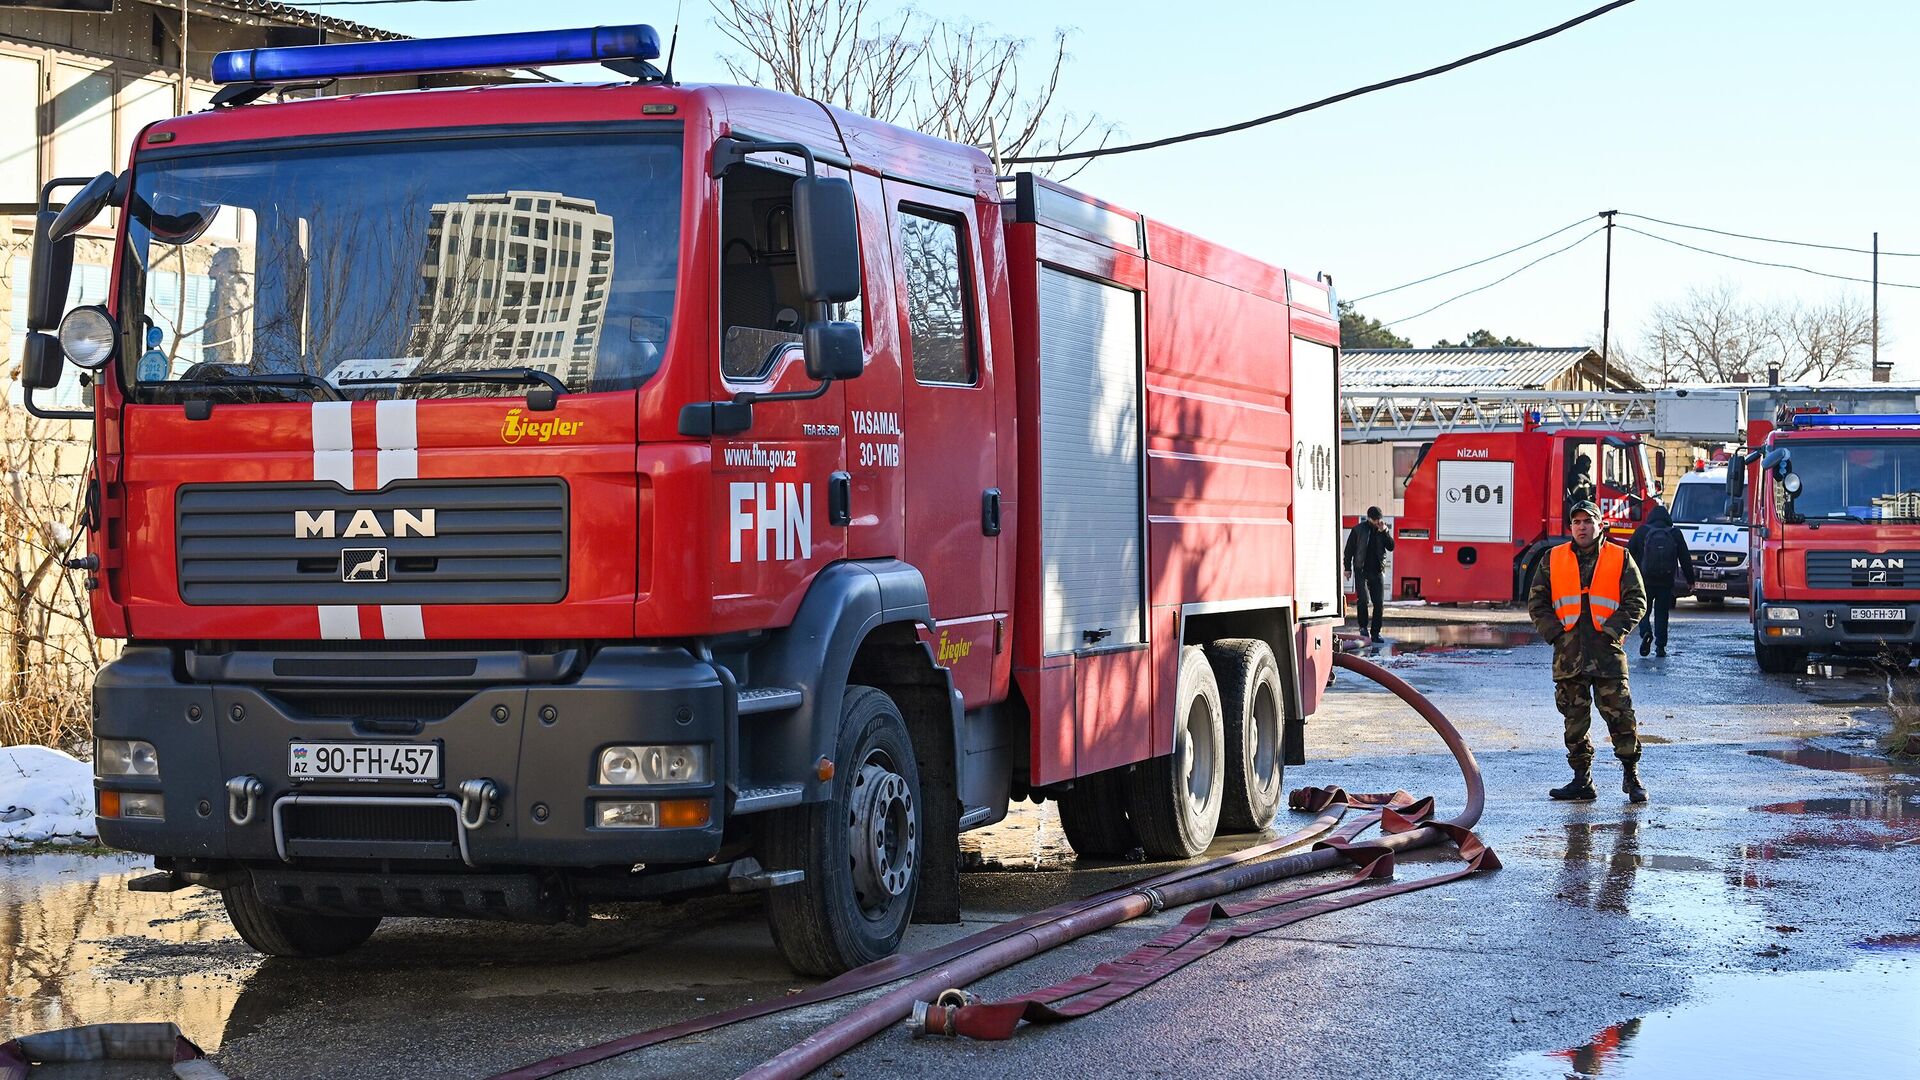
[847, 754, 916, 918]
[1179, 696, 1218, 816]
[1251, 680, 1281, 796]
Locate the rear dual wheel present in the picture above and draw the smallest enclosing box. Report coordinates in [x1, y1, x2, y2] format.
[1125, 646, 1226, 860]
[1206, 639, 1286, 833]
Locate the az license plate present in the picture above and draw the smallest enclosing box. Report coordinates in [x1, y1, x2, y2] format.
[290, 741, 440, 783]
[1849, 607, 1906, 622]
[1695, 581, 1727, 591]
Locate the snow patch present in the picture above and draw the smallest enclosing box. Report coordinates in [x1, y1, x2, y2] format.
[0, 744, 96, 847]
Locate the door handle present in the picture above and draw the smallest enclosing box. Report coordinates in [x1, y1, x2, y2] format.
[829, 471, 852, 526]
[982, 488, 1002, 536]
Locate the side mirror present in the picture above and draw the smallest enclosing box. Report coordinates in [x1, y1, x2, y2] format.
[793, 174, 860, 304]
[1725, 460, 1746, 503]
[47, 171, 118, 244]
[803, 320, 863, 382]
[21, 332, 64, 390]
[27, 209, 76, 330]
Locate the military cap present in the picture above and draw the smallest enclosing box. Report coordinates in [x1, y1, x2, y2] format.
[1568, 499, 1602, 520]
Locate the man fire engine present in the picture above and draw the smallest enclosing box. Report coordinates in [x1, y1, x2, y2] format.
[1734, 412, 1920, 672]
[20, 25, 1344, 974]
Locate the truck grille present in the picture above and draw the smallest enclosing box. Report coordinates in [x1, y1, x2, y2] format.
[176, 480, 568, 606]
[1805, 551, 1920, 590]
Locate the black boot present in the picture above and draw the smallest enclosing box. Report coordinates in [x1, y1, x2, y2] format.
[1550, 763, 1597, 801]
[1656, 644, 1667, 657]
[1622, 760, 1648, 804]
[1639, 635, 1652, 657]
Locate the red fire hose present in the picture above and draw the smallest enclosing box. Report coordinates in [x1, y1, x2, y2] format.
[494, 651, 1487, 1080]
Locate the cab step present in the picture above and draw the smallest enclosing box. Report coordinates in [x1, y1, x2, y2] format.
[737, 686, 804, 715]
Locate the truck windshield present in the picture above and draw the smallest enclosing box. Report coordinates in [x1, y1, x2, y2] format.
[123, 129, 681, 400]
[1671, 481, 1743, 524]
[1784, 440, 1920, 523]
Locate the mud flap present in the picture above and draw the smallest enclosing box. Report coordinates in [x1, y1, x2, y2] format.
[913, 767, 961, 924]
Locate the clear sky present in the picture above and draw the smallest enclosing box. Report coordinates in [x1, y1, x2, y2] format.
[342, 0, 1920, 380]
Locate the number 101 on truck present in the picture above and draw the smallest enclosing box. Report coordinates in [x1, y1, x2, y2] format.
[23, 23, 1343, 974]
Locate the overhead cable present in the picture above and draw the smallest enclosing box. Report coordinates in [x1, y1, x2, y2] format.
[1381, 227, 1604, 327]
[1005, 0, 1641, 164]
[1617, 225, 1920, 291]
[1349, 216, 1593, 303]
[1619, 212, 1920, 259]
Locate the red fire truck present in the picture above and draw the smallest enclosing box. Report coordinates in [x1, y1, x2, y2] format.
[1733, 411, 1920, 672]
[20, 26, 1344, 974]
[1391, 427, 1656, 603]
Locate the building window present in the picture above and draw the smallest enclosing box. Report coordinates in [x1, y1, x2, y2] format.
[1393, 444, 1424, 500]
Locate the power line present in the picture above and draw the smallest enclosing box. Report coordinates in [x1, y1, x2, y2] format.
[1349, 216, 1593, 303]
[1617, 225, 1920, 291]
[1382, 227, 1605, 327]
[1620, 212, 1920, 258]
[1005, 0, 1641, 165]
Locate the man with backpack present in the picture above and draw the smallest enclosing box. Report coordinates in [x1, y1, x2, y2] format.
[1627, 505, 1695, 657]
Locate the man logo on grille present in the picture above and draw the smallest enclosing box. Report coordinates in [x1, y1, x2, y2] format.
[342, 548, 388, 582]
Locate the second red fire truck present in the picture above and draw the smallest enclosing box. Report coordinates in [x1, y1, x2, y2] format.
[21, 25, 1344, 974]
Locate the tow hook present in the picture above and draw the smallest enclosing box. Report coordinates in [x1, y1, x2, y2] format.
[908, 989, 980, 1039]
[226, 775, 263, 826]
[457, 778, 500, 830]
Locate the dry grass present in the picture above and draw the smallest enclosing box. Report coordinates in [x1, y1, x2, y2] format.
[1881, 668, 1920, 758]
[0, 664, 94, 755]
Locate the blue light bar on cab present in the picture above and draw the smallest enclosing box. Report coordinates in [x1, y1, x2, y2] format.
[1792, 413, 1920, 427]
[212, 24, 660, 85]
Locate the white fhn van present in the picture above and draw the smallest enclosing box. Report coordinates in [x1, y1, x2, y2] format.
[1669, 465, 1749, 602]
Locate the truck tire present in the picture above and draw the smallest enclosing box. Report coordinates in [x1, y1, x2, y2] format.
[222, 877, 380, 957]
[764, 685, 922, 976]
[1205, 639, 1284, 832]
[1124, 646, 1225, 860]
[1754, 636, 1803, 674]
[1055, 767, 1137, 859]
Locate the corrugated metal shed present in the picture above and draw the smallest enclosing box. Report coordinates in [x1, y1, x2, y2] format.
[1342, 346, 1642, 391]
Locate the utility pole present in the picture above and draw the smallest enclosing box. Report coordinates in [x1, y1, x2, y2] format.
[1599, 210, 1618, 389]
[1873, 231, 1880, 371]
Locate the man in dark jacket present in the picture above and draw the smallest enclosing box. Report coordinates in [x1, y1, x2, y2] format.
[1344, 506, 1395, 642]
[1627, 504, 1695, 657]
[1528, 501, 1650, 803]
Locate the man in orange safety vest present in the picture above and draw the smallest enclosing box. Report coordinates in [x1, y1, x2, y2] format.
[1526, 500, 1649, 803]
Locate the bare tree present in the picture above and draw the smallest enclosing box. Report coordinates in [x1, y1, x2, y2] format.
[1640, 281, 1882, 385]
[713, 0, 1116, 176]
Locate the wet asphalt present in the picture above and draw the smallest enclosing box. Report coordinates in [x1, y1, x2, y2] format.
[4, 602, 1918, 1078]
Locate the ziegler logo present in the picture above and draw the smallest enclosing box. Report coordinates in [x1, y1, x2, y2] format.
[295, 508, 436, 539]
[1851, 558, 1905, 570]
[935, 629, 973, 665]
[501, 408, 584, 445]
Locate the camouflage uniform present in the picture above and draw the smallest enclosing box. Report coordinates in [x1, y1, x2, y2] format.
[1528, 539, 1648, 770]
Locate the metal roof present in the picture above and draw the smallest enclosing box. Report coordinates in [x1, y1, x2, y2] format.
[170, 0, 405, 44]
[1341, 346, 1642, 391]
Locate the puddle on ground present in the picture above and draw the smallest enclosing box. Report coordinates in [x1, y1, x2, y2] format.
[1854, 933, 1920, 952]
[1375, 624, 1540, 655]
[1, 855, 249, 1052]
[1749, 747, 1917, 776]
[1545, 821, 1770, 943]
[1751, 789, 1920, 822]
[1498, 959, 1919, 1078]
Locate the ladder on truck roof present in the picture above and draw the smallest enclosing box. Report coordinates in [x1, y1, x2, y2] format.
[1340, 388, 1746, 443]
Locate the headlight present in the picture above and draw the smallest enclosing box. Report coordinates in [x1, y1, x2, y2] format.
[57, 305, 117, 370]
[1765, 606, 1800, 621]
[597, 744, 708, 785]
[97, 738, 160, 777]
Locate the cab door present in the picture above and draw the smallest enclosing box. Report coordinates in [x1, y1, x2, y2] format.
[883, 183, 999, 701]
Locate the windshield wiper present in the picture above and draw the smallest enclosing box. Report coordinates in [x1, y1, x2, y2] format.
[163, 372, 343, 402]
[334, 367, 568, 410]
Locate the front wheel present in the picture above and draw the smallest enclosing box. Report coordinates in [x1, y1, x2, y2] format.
[1754, 637, 1804, 674]
[222, 876, 380, 957]
[763, 686, 922, 976]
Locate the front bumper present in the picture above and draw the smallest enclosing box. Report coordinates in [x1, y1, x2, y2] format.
[1755, 601, 1920, 652]
[92, 646, 728, 869]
